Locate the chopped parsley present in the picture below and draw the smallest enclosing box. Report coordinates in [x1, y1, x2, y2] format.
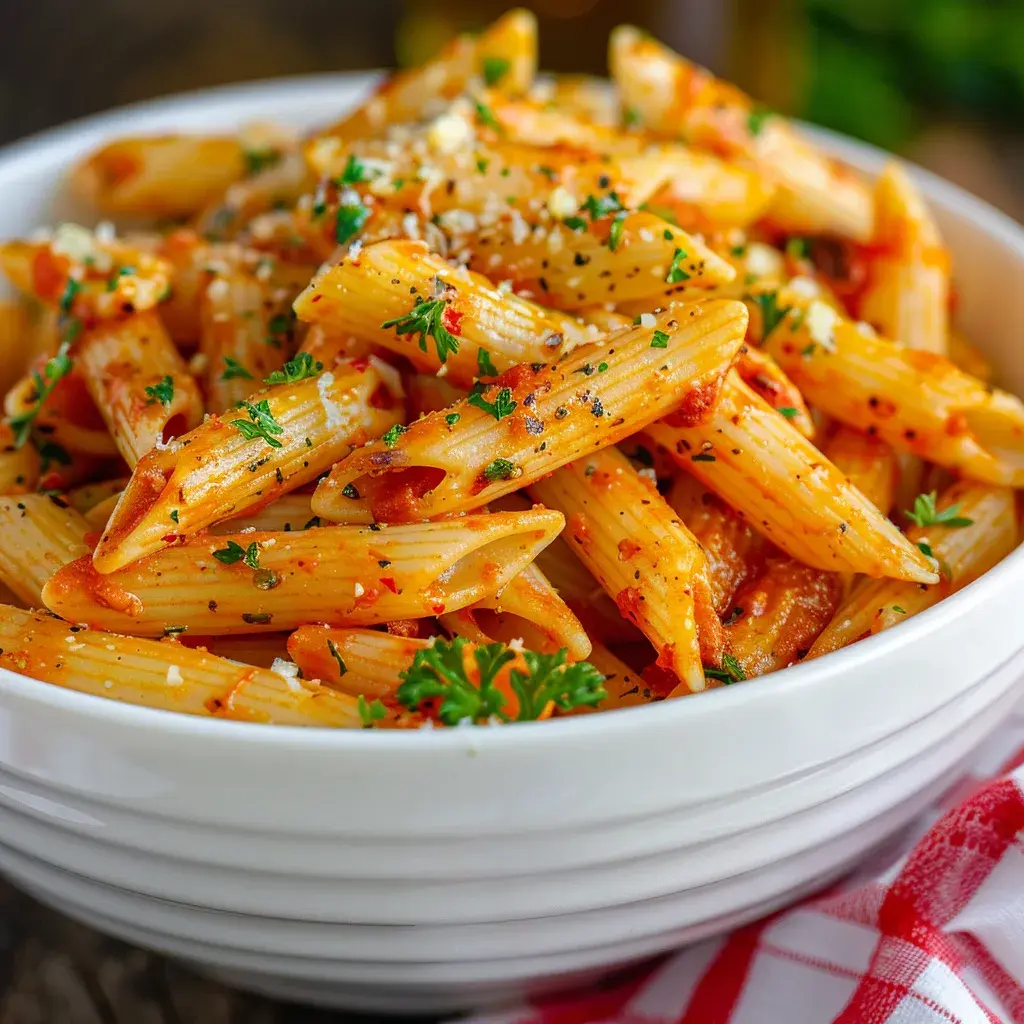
[144, 375, 174, 407]
[705, 653, 746, 684]
[474, 100, 502, 132]
[169, 509, 180, 524]
[445, 412, 461, 426]
[481, 55, 511, 86]
[905, 491, 974, 529]
[395, 637, 606, 724]
[476, 347, 499, 377]
[892, 605, 906, 615]
[230, 399, 285, 449]
[469, 386, 516, 421]
[563, 215, 588, 232]
[58, 277, 81, 314]
[747, 106, 774, 137]
[623, 106, 642, 127]
[213, 540, 260, 568]
[357, 694, 387, 727]
[778, 406, 799, 419]
[381, 297, 460, 364]
[483, 457, 519, 482]
[341, 482, 360, 499]
[337, 153, 371, 185]
[650, 330, 669, 349]
[607, 210, 628, 251]
[10, 343, 74, 447]
[382, 423, 407, 448]
[106, 266, 135, 291]
[752, 290, 792, 339]
[786, 237, 810, 260]
[221, 356, 253, 381]
[264, 352, 323, 385]
[327, 639, 347, 676]
[582, 191, 625, 221]
[666, 248, 690, 284]
[243, 147, 281, 175]
[335, 198, 370, 245]
[266, 311, 295, 348]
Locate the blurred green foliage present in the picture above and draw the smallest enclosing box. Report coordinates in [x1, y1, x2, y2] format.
[802, 0, 1024, 149]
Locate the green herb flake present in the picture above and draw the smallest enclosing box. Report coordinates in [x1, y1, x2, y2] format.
[221, 356, 253, 381]
[338, 153, 371, 185]
[230, 399, 285, 449]
[9, 343, 74, 448]
[445, 412, 461, 426]
[264, 352, 323, 385]
[747, 106, 774, 137]
[476, 347, 499, 377]
[650, 330, 669, 349]
[357, 694, 387, 727]
[144, 375, 174, 407]
[752, 290, 793, 339]
[778, 406, 799, 419]
[381, 297, 460, 364]
[169, 509, 179, 524]
[335, 198, 370, 245]
[483, 457, 519, 482]
[666, 248, 690, 284]
[705, 652, 746, 684]
[474, 101, 502, 132]
[327, 639, 348, 677]
[213, 540, 260, 568]
[382, 423, 407, 448]
[905, 491, 975, 529]
[469, 386, 516, 422]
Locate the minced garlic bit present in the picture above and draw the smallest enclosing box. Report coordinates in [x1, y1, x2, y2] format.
[639, 312, 656, 329]
[547, 186, 578, 219]
[787, 275, 821, 300]
[805, 300, 840, 352]
[51, 222, 113, 273]
[317, 371, 343, 428]
[354, 582, 365, 598]
[166, 664, 184, 685]
[427, 112, 474, 153]
[744, 242, 780, 279]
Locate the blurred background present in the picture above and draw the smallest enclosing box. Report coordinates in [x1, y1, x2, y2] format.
[0, 0, 1022, 220]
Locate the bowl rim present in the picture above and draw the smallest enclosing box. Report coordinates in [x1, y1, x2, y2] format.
[2, 72, 1023, 750]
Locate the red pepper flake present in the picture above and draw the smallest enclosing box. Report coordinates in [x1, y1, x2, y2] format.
[615, 586, 643, 624]
[441, 305, 464, 336]
[617, 538, 642, 561]
[379, 576, 399, 594]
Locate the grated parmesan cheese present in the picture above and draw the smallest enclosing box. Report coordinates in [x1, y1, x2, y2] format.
[639, 312, 656, 328]
[805, 301, 839, 351]
[166, 665, 184, 685]
[316, 372, 342, 428]
[547, 186, 578, 219]
[353, 582, 365, 598]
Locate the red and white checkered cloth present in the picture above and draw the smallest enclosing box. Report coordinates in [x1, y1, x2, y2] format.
[466, 702, 1024, 1024]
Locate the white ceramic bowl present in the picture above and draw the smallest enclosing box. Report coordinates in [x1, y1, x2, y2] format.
[2, 75, 1024, 1016]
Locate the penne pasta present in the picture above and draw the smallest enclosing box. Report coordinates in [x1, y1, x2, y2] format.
[294, 240, 591, 386]
[66, 477, 130, 515]
[45, 509, 565, 637]
[734, 345, 815, 439]
[309, 9, 536, 147]
[529, 446, 720, 691]
[0, 605, 360, 726]
[645, 373, 938, 582]
[215, 492, 316, 533]
[823, 424, 899, 516]
[287, 625, 428, 697]
[0, 494, 92, 606]
[313, 299, 748, 524]
[74, 312, 205, 466]
[184, 632, 292, 669]
[859, 163, 949, 355]
[439, 562, 591, 661]
[762, 312, 1024, 487]
[0, 422, 40, 495]
[808, 482, 1017, 659]
[609, 26, 873, 241]
[70, 135, 249, 218]
[561, 642, 657, 714]
[93, 359, 403, 573]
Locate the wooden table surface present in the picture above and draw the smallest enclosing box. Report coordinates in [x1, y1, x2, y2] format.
[0, 879, 385, 1024]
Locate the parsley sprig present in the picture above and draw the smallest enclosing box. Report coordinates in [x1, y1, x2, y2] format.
[213, 540, 260, 568]
[264, 352, 323, 385]
[10, 343, 74, 447]
[230, 399, 285, 449]
[221, 356, 253, 381]
[751, 291, 792, 339]
[395, 638, 606, 724]
[705, 653, 746, 685]
[468, 386, 516, 421]
[381, 297, 460, 364]
[481, 56, 511, 86]
[145, 375, 174, 407]
[905, 492, 974, 529]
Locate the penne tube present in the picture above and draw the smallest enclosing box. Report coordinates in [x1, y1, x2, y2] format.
[83, 492, 121, 531]
[45, 510, 566, 637]
[313, 299, 748, 524]
[198, 264, 291, 411]
[762, 312, 1024, 487]
[724, 557, 842, 678]
[859, 163, 949, 355]
[665, 473, 770, 617]
[0, 605, 360, 726]
[823, 424, 899, 515]
[309, 9, 536, 147]
[609, 26, 873, 241]
[645, 373, 938, 582]
[406, 371, 467, 419]
[482, 94, 637, 152]
[0, 422, 40, 494]
[184, 632, 291, 669]
[74, 312, 205, 466]
[0, 495, 92, 606]
[294, 240, 591, 386]
[469, 210, 735, 309]
[93, 359, 402, 573]
[70, 135, 249, 218]
[948, 328, 992, 384]
[215, 492, 316, 533]
[287, 625, 429, 697]
[808, 482, 1017, 659]
[439, 562, 591, 661]
[529, 446, 717, 691]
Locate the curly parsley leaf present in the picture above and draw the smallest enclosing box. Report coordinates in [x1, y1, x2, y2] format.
[905, 491, 974, 529]
[751, 290, 792, 339]
[230, 399, 284, 449]
[508, 649, 607, 721]
[357, 694, 387, 727]
[335, 198, 370, 245]
[144, 375, 174, 407]
[221, 356, 253, 381]
[483, 458, 519, 482]
[337, 153, 371, 185]
[468, 386, 516, 421]
[381, 297, 460, 364]
[476, 346, 499, 377]
[264, 352, 323, 385]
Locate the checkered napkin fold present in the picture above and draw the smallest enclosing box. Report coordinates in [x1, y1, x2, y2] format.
[464, 705, 1024, 1024]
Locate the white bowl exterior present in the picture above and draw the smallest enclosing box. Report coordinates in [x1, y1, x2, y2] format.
[1, 75, 1023, 1013]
